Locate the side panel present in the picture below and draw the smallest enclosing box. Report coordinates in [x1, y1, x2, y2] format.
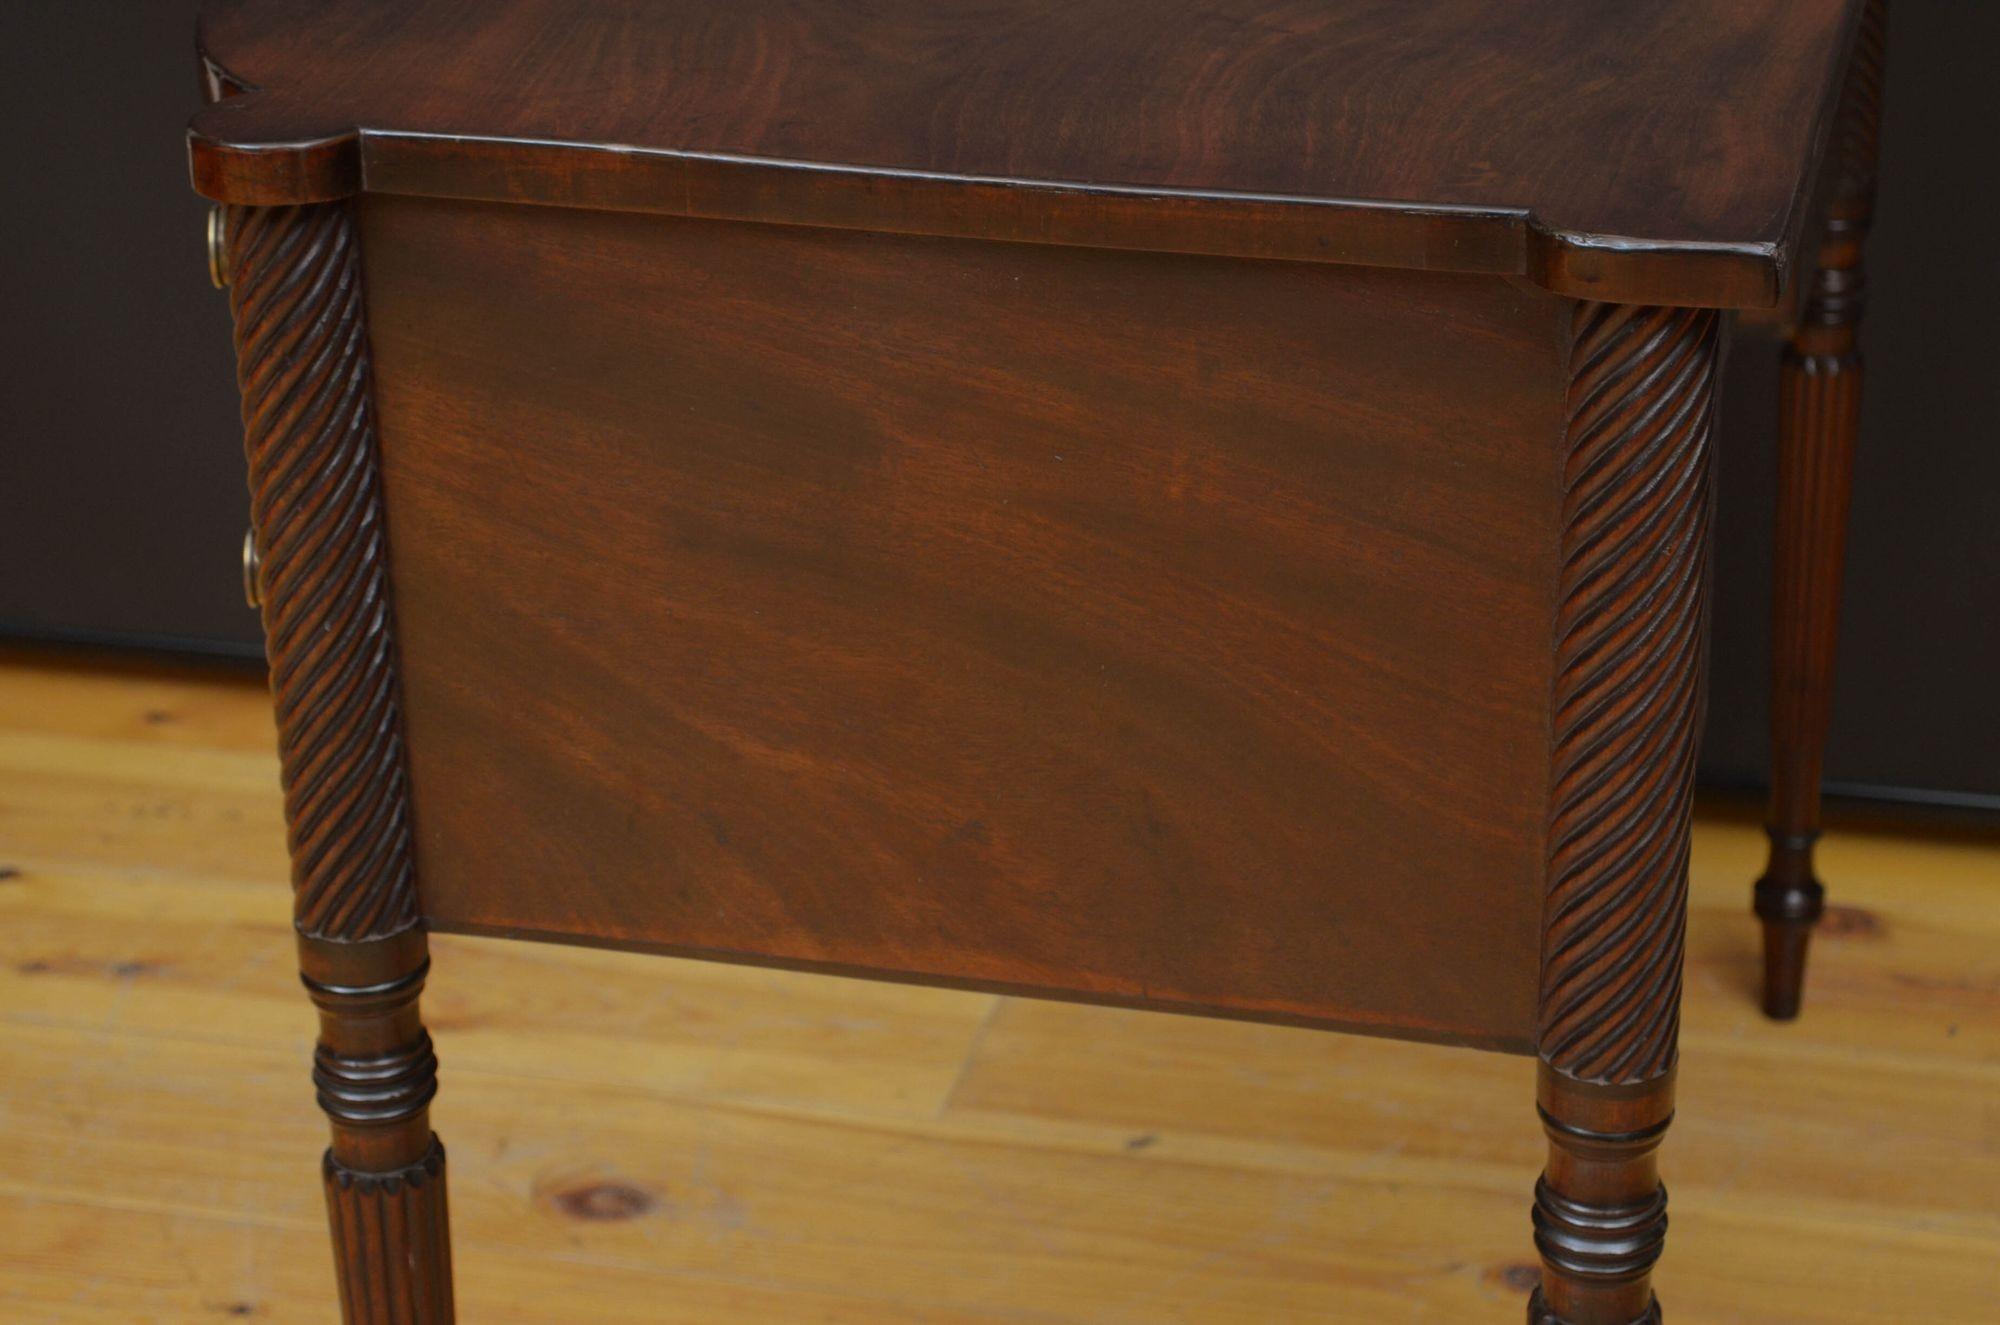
[362, 197, 1567, 1049]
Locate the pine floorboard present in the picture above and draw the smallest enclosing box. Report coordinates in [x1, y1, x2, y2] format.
[1, 652, 1994, 1322]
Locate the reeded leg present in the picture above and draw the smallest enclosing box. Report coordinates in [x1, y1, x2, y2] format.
[1755, 0, 1885, 1021]
[1529, 1068, 1672, 1325]
[302, 929, 455, 1323]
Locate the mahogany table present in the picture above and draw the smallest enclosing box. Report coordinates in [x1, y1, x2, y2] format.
[186, 1, 1883, 1320]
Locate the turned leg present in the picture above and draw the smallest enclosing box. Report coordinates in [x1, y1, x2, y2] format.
[1530, 1069, 1673, 1325]
[1756, 0, 1886, 1020]
[1534, 301, 1717, 1322]
[303, 929, 455, 1322]
[219, 194, 452, 1318]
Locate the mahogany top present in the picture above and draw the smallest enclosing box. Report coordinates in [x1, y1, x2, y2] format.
[189, 0, 1864, 307]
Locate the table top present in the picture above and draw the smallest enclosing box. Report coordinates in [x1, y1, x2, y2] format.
[190, 0, 1863, 307]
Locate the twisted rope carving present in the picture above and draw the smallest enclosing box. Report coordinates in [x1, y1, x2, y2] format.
[225, 202, 420, 941]
[1837, 0, 1887, 202]
[1540, 303, 1718, 1085]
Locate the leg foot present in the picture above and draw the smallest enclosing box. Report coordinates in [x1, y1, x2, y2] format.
[1754, 854, 1825, 1020]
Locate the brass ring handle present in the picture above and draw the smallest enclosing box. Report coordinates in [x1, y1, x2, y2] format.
[242, 527, 262, 608]
[208, 206, 229, 289]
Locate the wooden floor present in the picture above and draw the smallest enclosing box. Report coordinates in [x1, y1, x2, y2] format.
[0, 653, 1994, 1324]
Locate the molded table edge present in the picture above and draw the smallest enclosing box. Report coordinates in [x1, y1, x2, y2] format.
[188, 113, 1789, 309]
[187, 1, 1867, 310]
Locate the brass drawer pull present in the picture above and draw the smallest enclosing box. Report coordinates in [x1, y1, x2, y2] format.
[208, 206, 229, 289]
[242, 527, 262, 608]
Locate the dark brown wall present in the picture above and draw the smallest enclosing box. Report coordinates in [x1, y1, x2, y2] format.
[0, 1, 252, 657]
[2, 4, 1993, 808]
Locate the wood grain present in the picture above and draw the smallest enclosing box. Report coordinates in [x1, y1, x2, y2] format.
[359, 194, 1570, 1050]
[2, 655, 1996, 1321]
[187, 0, 1867, 306]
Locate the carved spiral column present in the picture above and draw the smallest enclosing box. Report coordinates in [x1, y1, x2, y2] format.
[1533, 301, 1718, 1325]
[1756, 0, 1887, 1020]
[223, 200, 454, 1323]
